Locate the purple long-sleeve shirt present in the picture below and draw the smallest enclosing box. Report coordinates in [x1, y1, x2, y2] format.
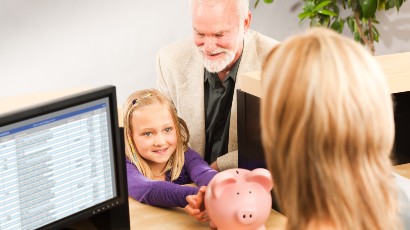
[127, 148, 217, 208]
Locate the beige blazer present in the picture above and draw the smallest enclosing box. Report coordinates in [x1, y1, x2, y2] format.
[156, 30, 279, 171]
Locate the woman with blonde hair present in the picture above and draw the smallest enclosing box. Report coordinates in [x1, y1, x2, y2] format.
[123, 89, 216, 211]
[261, 28, 405, 230]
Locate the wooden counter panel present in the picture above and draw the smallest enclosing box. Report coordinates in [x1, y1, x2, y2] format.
[129, 163, 409, 229]
[128, 197, 287, 230]
[394, 163, 410, 178]
[239, 52, 410, 98]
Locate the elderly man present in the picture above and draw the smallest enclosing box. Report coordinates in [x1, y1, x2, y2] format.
[156, 0, 278, 171]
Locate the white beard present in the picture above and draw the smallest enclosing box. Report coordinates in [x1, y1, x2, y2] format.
[198, 47, 236, 73]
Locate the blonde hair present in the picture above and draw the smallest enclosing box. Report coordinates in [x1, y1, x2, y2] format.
[123, 89, 190, 181]
[261, 28, 400, 230]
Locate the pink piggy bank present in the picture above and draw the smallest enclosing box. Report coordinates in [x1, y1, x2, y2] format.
[205, 168, 273, 230]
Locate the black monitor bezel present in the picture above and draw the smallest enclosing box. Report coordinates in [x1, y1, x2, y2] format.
[0, 85, 128, 229]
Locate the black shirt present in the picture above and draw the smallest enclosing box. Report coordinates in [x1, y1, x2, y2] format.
[203, 55, 242, 164]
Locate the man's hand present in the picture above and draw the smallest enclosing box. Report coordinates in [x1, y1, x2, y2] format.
[210, 161, 219, 172]
[184, 186, 209, 222]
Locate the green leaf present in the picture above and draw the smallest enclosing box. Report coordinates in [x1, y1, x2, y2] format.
[371, 18, 380, 24]
[254, 0, 260, 8]
[372, 26, 380, 42]
[298, 11, 314, 20]
[374, 33, 379, 42]
[333, 4, 340, 15]
[303, 0, 316, 12]
[313, 0, 333, 11]
[331, 19, 344, 33]
[354, 32, 361, 41]
[379, 0, 387, 10]
[351, 0, 360, 10]
[264, 0, 274, 3]
[321, 17, 330, 27]
[318, 9, 338, 16]
[310, 18, 320, 27]
[396, 0, 405, 11]
[359, 0, 377, 18]
[385, 0, 395, 10]
[347, 16, 356, 33]
[361, 17, 369, 23]
[342, 0, 347, 9]
[364, 29, 370, 37]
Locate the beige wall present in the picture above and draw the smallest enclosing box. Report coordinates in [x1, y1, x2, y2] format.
[1, 0, 409, 106]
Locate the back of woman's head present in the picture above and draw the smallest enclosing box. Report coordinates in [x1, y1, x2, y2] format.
[261, 28, 399, 230]
[123, 89, 190, 181]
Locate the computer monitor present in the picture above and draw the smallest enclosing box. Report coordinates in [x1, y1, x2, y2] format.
[392, 91, 410, 165]
[0, 86, 129, 230]
[237, 90, 266, 171]
[237, 90, 410, 171]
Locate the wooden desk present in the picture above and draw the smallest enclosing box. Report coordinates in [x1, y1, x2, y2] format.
[394, 163, 410, 178]
[128, 197, 287, 230]
[129, 163, 410, 230]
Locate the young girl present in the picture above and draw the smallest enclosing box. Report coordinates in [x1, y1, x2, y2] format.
[123, 89, 217, 209]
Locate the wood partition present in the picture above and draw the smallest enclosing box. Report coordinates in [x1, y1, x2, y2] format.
[238, 52, 410, 170]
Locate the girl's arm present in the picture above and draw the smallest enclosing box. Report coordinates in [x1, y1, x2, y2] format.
[126, 161, 199, 208]
[184, 148, 218, 187]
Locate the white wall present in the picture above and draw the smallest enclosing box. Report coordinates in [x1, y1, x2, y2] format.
[251, 0, 410, 55]
[1, 0, 409, 106]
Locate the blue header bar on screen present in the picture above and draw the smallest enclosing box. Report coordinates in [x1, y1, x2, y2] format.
[0, 103, 107, 137]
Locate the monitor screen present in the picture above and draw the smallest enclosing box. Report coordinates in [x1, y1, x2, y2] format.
[237, 90, 410, 170]
[237, 90, 267, 171]
[0, 86, 128, 230]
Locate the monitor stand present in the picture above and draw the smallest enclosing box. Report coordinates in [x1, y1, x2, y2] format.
[64, 202, 130, 230]
[89, 203, 130, 230]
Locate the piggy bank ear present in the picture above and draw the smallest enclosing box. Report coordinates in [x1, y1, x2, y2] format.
[211, 173, 237, 199]
[245, 168, 273, 192]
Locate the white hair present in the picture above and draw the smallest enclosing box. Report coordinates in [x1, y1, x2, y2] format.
[190, 0, 249, 19]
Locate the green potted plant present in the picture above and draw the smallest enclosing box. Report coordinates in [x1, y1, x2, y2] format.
[255, 0, 408, 55]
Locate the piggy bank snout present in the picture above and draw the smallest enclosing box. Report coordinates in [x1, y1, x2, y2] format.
[237, 207, 257, 225]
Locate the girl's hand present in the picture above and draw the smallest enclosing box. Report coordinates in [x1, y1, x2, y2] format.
[184, 186, 209, 222]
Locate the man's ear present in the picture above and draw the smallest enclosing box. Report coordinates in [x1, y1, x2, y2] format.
[243, 11, 252, 33]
